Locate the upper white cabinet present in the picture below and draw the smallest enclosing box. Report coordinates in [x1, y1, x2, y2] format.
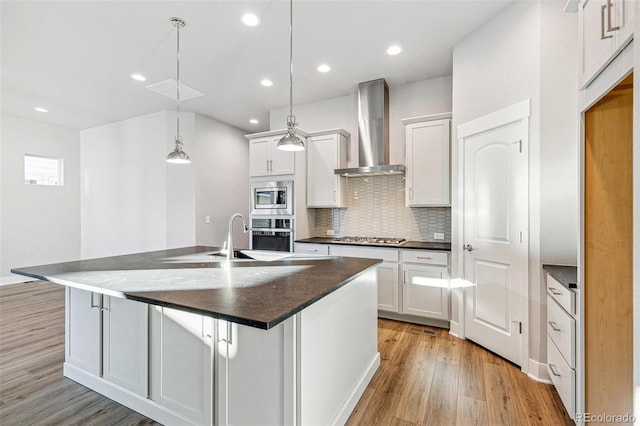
[402, 114, 451, 207]
[249, 136, 295, 177]
[306, 129, 349, 208]
[579, 0, 636, 87]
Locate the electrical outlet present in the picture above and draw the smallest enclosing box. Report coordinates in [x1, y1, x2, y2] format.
[205, 215, 211, 224]
[434, 232, 445, 240]
[326, 229, 335, 236]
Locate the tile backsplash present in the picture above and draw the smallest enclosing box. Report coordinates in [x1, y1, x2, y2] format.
[314, 175, 451, 242]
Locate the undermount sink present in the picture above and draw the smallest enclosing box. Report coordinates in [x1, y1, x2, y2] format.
[208, 250, 293, 262]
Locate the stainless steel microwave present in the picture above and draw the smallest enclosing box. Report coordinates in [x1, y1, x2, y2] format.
[250, 180, 293, 216]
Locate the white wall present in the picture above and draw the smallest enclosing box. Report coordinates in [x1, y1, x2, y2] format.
[0, 114, 80, 282]
[81, 111, 195, 259]
[270, 77, 453, 167]
[452, 1, 578, 367]
[193, 114, 249, 248]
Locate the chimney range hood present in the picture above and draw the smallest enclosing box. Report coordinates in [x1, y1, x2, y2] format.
[334, 78, 406, 177]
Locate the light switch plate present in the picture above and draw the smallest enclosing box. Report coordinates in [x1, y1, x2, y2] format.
[326, 229, 335, 236]
[434, 232, 445, 240]
[205, 215, 211, 224]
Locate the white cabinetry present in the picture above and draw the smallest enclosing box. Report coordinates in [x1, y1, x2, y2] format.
[402, 115, 451, 207]
[249, 134, 298, 177]
[149, 306, 213, 425]
[316, 245, 400, 314]
[401, 250, 449, 321]
[293, 242, 330, 255]
[65, 287, 148, 396]
[546, 273, 578, 420]
[306, 129, 349, 208]
[579, 0, 636, 87]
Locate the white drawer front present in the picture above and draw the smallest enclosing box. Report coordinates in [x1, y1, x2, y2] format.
[546, 274, 575, 315]
[401, 250, 448, 266]
[329, 245, 399, 262]
[547, 295, 576, 368]
[547, 335, 575, 419]
[293, 243, 330, 255]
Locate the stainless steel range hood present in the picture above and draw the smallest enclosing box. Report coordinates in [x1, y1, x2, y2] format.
[334, 79, 405, 177]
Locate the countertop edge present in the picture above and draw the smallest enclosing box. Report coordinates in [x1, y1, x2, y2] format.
[543, 264, 578, 290]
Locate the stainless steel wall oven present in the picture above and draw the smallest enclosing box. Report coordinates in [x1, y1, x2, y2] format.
[250, 217, 293, 252]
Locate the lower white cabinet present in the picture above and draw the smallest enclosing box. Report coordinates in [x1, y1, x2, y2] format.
[295, 243, 451, 322]
[377, 262, 399, 312]
[149, 306, 213, 425]
[402, 264, 449, 320]
[66, 287, 147, 396]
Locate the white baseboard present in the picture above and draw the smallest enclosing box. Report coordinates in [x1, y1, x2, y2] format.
[332, 352, 381, 426]
[527, 358, 552, 383]
[448, 320, 465, 339]
[0, 275, 35, 286]
[64, 363, 195, 425]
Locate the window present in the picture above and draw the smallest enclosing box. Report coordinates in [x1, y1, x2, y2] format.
[24, 154, 64, 186]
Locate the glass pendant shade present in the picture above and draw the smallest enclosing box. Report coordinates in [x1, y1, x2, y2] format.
[166, 136, 191, 163]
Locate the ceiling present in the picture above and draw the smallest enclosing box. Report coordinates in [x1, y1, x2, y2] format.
[1, 1, 515, 133]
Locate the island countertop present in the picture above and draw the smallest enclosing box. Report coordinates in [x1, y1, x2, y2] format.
[11, 246, 381, 330]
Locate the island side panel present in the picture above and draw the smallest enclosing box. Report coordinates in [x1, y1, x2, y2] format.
[216, 318, 295, 425]
[298, 268, 380, 425]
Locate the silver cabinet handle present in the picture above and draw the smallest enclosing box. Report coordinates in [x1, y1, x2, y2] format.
[417, 256, 432, 260]
[549, 363, 561, 377]
[464, 244, 474, 252]
[548, 287, 562, 296]
[548, 321, 561, 332]
[409, 187, 413, 201]
[601, 3, 613, 39]
[606, 0, 620, 32]
[90, 292, 99, 309]
[100, 296, 109, 312]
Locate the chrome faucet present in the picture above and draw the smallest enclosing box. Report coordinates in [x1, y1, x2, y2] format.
[227, 213, 249, 260]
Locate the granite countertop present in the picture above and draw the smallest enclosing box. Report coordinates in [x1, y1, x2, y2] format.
[11, 246, 380, 330]
[543, 264, 578, 289]
[296, 237, 451, 252]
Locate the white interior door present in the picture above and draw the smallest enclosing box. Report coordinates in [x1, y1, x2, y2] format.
[462, 120, 527, 366]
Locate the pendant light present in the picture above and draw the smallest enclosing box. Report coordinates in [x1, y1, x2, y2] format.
[166, 17, 191, 164]
[277, 0, 305, 151]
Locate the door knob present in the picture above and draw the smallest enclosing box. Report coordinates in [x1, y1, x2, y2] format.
[464, 244, 474, 252]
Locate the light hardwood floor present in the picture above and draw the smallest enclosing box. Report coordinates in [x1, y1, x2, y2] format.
[0, 281, 572, 425]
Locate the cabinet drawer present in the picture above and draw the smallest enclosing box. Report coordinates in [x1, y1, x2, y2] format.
[402, 250, 448, 266]
[293, 243, 330, 255]
[547, 295, 576, 368]
[329, 245, 399, 262]
[546, 274, 575, 315]
[547, 335, 575, 419]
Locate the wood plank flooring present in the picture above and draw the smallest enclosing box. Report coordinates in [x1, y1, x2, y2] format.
[0, 281, 573, 425]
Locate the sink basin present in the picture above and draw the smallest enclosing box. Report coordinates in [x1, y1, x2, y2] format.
[207, 250, 293, 262]
[208, 250, 254, 260]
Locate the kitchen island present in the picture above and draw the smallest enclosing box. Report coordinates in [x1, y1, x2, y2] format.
[11, 246, 381, 426]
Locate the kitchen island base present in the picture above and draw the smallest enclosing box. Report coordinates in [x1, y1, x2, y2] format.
[63, 268, 379, 426]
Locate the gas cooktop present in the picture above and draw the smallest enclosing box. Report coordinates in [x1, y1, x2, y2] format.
[331, 236, 407, 246]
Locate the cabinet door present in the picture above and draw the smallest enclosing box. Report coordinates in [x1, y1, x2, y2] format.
[405, 119, 450, 206]
[268, 138, 295, 176]
[102, 296, 148, 396]
[612, 0, 635, 49]
[307, 135, 341, 207]
[66, 287, 101, 376]
[249, 138, 270, 177]
[377, 262, 399, 312]
[149, 306, 213, 425]
[402, 264, 449, 320]
[580, 0, 614, 87]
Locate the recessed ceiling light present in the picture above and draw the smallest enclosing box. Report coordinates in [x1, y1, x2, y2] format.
[130, 73, 146, 81]
[261, 79, 273, 87]
[386, 45, 403, 56]
[249, 118, 259, 124]
[241, 13, 260, 27]
[317, 64, 331, 73]
[34, 107, 48, 113]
